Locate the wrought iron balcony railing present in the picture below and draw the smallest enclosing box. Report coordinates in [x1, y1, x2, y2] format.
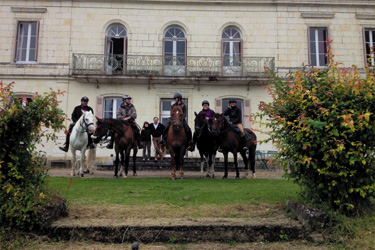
[72, 54, 274, 78]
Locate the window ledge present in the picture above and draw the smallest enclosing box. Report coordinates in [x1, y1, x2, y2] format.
[15, 61, 38, 65]
[301, 12, 335, 19]
[356, 13, 375, 20]
[11, 7, 47, 13]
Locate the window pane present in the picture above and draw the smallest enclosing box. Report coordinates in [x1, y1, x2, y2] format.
[318, 29, 326, 41]
[176, 41, 185, 56]
[29, 49, 36, 61]
[310, 29, 316, 41]
[318, 54, 326, 66]
[31, 23, 37, 36]
[164, 41, 173, 54]
[162, 100, 172, 112]
[365, 30, 370, 42]
[372, 30, 375, 42]
[311, 53, 317, 66]
[310, 41, 316, 53]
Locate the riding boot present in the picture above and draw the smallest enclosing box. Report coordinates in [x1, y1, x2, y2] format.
[87, 133, 95, 149]
[59, 133, 70, 152]
[241, 136, 248, 151]
[106, 132, 115, 149]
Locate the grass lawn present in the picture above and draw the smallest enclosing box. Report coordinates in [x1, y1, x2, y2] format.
[48, 177, 299, 207]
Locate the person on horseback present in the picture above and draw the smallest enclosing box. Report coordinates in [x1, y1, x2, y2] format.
[160, 93, 195, 152]
[59, 96, 95, 152]
[106, 95, 143, 149]
[192, 100, 215, 146]
[220, 98, 248, 151]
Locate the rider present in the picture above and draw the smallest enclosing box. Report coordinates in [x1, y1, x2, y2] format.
[59, 96, 95, 152]
[160, 93, 195, 152]
[106, 94, 143, 149]
[222, 98, 248, 151]
[192, 100, 215, 147]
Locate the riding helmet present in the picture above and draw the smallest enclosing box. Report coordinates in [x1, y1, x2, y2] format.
[122, 94, 132, 100]
[81, 96, 89, 102]
[173, 93, 182, 99]
[202, 100, 210, 106]
[229, 98, 237, 103]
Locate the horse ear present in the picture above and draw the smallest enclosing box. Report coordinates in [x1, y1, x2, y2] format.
[96, 116, 102, 123]
[194, 111, 197, 116]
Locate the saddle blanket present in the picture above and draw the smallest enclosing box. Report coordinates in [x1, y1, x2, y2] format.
[232, 125, 252, 141]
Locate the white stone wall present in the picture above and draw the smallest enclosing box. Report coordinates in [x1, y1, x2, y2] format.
[1, 0, 375, 161]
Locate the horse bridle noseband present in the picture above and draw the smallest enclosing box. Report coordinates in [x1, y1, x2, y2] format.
[78, 113, 94, 133]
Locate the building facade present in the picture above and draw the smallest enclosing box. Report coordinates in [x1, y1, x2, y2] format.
[1, 0, 375, 161]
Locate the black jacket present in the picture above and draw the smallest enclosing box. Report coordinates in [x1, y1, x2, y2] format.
[150, 123, 165, 138]
[141, 125, 152, 142]
[223, 105, 242, 124]
[71, 105, 94, 123]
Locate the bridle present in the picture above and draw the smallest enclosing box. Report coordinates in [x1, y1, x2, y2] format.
[195, 116, 211, 138]
[77, 113, 94, 133]
[213, 116, 230, 135]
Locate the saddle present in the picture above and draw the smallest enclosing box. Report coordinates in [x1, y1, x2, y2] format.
[231, 125, 252, 141]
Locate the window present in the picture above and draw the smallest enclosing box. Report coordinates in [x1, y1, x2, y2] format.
[15, 22, 38, 63]
[163, 26, 186, 76]
[105, 24, 127, 74]
[222, 27, 242, 67]
[365, 29, 375, 66]
[103, 98, 122, 119]
[160, 98, 188, 126]
[309, 27, 328, 67]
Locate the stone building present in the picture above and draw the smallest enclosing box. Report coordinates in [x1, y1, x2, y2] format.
[1, 0, 374, 161]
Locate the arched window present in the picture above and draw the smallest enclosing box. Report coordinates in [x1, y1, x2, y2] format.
[163, 26, 187, 76]
[222, 27, 242, 75]
[105, 24, 127, 75]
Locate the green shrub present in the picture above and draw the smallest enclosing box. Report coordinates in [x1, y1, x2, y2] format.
[0, 82, 66, 230]
[254, 52, 375, 215]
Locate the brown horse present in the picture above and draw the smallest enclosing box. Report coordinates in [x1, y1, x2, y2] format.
[212, 113, 257, 179]
[93, 118, 138, 178]
[167, 105, 187, 180]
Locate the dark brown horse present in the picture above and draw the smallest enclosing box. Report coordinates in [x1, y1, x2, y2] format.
[167, 105, 187, 180]
[212, 113, 257, 179]
[93, 118, 138, 178]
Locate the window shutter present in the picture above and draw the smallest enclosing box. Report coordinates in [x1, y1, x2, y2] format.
[96, 96, 104, 119]
[35, 21, 40, 62]
[307, 27, 312, 65]
[14, 22, 20, 62]
[215, 98, 222, 113]
[243, 98, 251, 128]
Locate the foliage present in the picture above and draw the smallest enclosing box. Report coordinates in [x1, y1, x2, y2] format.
[0, 82, 66, 230]
[253, 50, 375, 215]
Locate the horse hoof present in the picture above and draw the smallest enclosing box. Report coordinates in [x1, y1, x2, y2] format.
[81, 174, 84, 177]
[90, 172, 94, 175]
[113, 175, 118, 178]
[171, 177, 176, 180]
[222, 176, 227, 179]
[235, 176, 240, 179]
[180, 176, 185, 180]
[83, 169, 89, 174]
[206, 174, 210, 178]
[211, 175, 215, 179]
[252, 173, 256, 179]
[133, 173, 137, 176]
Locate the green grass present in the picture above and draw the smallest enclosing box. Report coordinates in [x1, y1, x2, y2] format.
[47, 177, 299, 207]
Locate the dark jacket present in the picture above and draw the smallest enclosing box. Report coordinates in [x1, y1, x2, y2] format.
[150, 122, 165, 138]
[223, 105, 242, 124]
[171, 101, 187, 120]
[198, 108, 215, 120]
[71, 105, 94, 123]
[141, 124, 152, 142]
[116, 103, 137, 121]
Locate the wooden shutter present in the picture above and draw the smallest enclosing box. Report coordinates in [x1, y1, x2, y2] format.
[215, 98, 222, 113]
[14, 21, 20, 62]
[243, 98, 251, 128]
[34, 21, 40, 62]
[96, 96, 104, 119]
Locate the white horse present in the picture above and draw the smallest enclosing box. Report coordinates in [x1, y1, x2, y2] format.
[69, 110, 96, 177]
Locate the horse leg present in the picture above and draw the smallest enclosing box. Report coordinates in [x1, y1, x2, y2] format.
[240, 150, 249, 179]
[179, 149, 185, 179]
[170, 149, 176, 180]
[223, 152, 229, 179]
[211, 153, 216, 179]
[114, 152, 120, 178]
[124, 150, 131, 177]
[250, 146, 256, 179]
[233, 151, 240, 179]
[207, 153, 212, 178]
[71, 150, 76, 177]
[200, 152, 205, 178]
[119, 151, 126, 177]
[132, 147, 137, 176]
[80, 149, 86, 177]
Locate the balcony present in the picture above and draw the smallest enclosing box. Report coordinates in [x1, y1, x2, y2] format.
[72, 54, 274, 83]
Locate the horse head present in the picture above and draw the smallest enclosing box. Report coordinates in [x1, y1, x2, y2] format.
[194, 112, 207, 136]
[82, 110, 95, 135]
[212, 113, 226, 136]
[93, 117, 110, 143]
[171, 105, 184, 131]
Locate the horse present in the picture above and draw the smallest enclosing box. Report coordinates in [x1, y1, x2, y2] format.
[167, 105, 187, 180]
[212, 113, 257, 179]
[93, 118, 138, 178]
[69, 110, 96, 177]
[194, 112, 218, 178]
